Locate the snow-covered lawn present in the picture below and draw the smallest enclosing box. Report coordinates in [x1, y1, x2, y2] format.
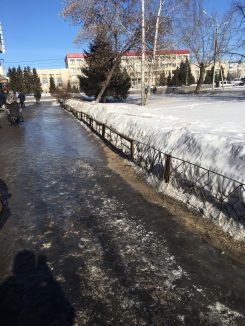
[66, 90, 245, 239]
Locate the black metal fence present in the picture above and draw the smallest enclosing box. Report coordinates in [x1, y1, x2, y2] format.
[64, 103, 245, 223]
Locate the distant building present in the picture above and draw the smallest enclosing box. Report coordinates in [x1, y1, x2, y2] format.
[36, 68, 69, 93]
[36, 50, 242, 91]
[38, 51, 191, 90]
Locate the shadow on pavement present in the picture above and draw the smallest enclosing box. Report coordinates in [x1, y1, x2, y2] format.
[0, 178, 11, 230]
[0, 250, 75, 326]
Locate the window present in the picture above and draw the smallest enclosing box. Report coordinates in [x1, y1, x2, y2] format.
[42, 78, 48, 88]
[57, 77, 62, 87]
[71, 68, 76, 72]
[71, 75, 77, 80]
[70, 59, 75, 64]
[77, 59, 82, 65]
[72, 82, 77, 87]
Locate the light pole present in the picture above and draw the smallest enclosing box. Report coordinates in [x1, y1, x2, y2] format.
[203, 11, 228, 92]
[203, 11, 218, 92]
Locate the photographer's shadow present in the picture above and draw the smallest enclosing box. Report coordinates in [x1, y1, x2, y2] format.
[0, 250, 75, 325]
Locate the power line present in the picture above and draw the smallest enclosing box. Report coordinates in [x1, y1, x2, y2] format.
[5, 58, 65, 63]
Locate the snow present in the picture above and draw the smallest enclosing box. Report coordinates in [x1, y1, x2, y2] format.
[65, 89, 245, 239]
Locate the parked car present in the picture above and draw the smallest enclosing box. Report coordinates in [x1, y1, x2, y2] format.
[216, 80, 234, 87]
[232, 78, 242, 85]
[165, 87, 181, 94]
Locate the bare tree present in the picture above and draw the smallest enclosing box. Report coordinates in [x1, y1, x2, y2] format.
[60, 0, 141, 103]
[143, 0, 187, 104]
[179, 0, 233, 93]
[227, 1, 245, 60]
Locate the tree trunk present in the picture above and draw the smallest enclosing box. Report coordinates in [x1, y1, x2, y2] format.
[145, 0, 163, 105]
[195, 63, 205, 94]
[95, 56, 120, 103]
[141, 0, 146, 105]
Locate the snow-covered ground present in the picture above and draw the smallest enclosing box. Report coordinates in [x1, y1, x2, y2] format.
[65, 90, 245, 239]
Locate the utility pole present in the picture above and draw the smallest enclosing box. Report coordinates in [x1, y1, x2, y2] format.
[203, 11, 228, 92]
[212, 23, 218, 92]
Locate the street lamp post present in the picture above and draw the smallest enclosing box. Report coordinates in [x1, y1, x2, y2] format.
[203, 11, 218, 92]
[203, 11, 228, 92]
[212, 23, 218, 92]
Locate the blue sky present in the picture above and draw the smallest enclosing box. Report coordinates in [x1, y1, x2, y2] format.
[0, 0, 232, 71]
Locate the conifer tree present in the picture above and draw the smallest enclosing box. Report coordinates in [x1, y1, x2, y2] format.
[78, 34, 131, 102]
[159, 71, 167, 86]
[67, 80, 72, 92]
[32, 68, 42, 93]
[171, 67, 181, 86]
[7, 67, 19, 92]
[16, 66, 24, 91]
[167, 72, 173, 86]
[49, 76, 56, 94]
[23, 67, 33, 94]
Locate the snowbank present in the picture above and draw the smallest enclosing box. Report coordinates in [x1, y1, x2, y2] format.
[65, 91, 245, 239]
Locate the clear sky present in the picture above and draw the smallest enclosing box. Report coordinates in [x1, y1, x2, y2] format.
[0, 0, 233, 71]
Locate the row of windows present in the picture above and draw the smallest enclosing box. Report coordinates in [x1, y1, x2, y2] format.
[42, 77, 62, 87]
[68, 55, 188, 66]
[124, 63, 178, 70]
[70, 67, 82, 73]
[121, 55, 188, 63]
[69, 59, 85, 65]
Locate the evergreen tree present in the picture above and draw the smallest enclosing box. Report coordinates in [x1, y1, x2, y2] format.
[205, 65, 223, 83]
[205, 67, 213, 83]
[179, 59, 195, 86]
[171, 59, 195, 86]
[23, 66, 33, 94]
[171, 67, 181, 86]
[49, 76, 56, 94]
[32, 68, 42, 93]
[78, 34, 131, 102]
[159, 71, 167, 86]
[7, 67, 19, 92]
[67, 80, 72, 92]
[16, 66, 24, 91]
[167, 72, 173, 86]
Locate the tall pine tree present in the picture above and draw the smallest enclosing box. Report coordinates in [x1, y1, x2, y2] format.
[49, 76, 56, 94]
[32, 68, 42, 93]
[78, 34, 131, 102]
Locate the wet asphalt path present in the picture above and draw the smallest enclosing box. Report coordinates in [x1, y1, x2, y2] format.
[0, 100, 245, 325]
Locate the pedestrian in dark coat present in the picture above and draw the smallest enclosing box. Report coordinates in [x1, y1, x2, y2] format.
[18, 91, 26, 108]
[0, 84, 8, 109]
[34, 91, 41, 104]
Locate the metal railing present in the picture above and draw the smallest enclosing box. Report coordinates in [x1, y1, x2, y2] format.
[64, 103, 245, 222]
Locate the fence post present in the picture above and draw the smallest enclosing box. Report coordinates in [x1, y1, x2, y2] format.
[164, 154, 171, 183]
[90, 117, 93, 130]
[130, 140, 134, 162]
[102, 124, 105, 139]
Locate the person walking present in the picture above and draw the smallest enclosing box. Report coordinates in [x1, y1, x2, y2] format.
[34, 90, 41, 104]
[18, 90, 26, 108]
[6, 90, 20, 125]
